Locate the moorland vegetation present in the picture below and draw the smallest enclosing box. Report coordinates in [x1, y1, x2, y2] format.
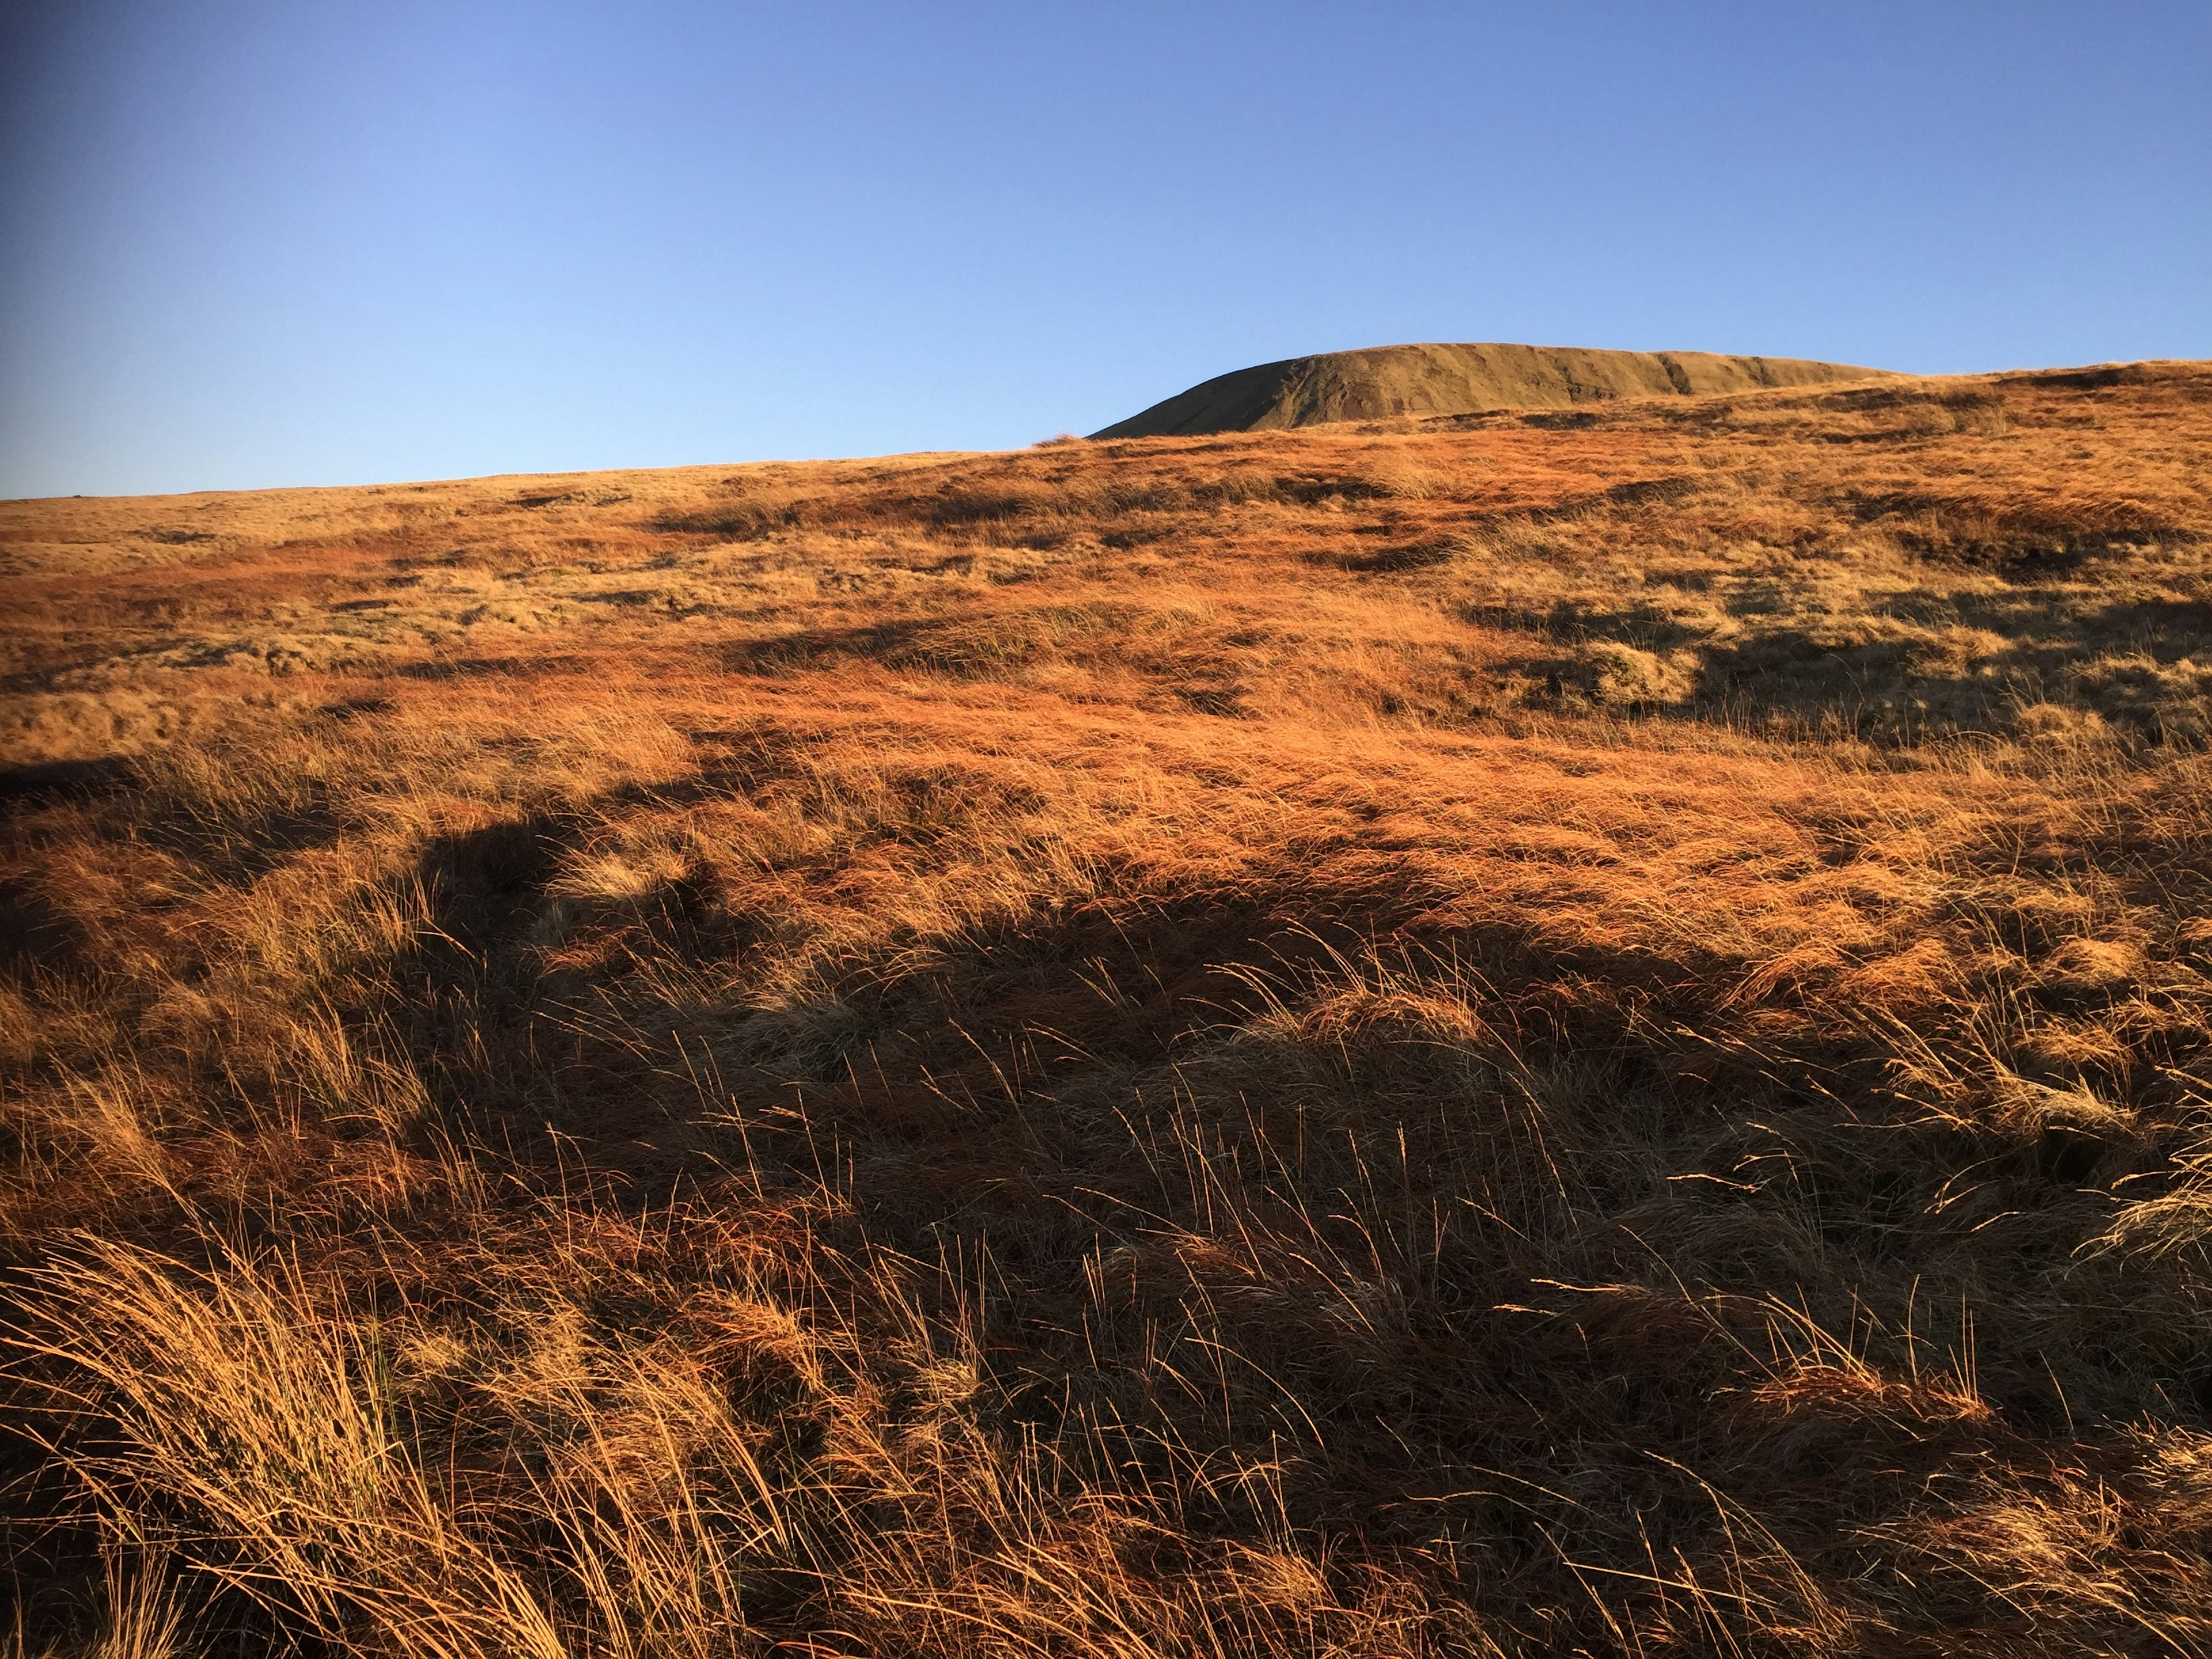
[4, 360, 2212, 1656]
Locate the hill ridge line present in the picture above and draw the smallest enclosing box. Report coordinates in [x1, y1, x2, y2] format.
[1092, 340, 1900, 438]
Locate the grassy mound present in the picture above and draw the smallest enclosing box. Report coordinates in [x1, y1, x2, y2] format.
[1090, 342, 1896, 437]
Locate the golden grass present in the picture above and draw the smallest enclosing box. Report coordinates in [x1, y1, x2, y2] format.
[3, 361, 2212, 1654]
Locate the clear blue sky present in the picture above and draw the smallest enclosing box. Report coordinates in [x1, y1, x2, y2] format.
[3, 2, 2206, 498]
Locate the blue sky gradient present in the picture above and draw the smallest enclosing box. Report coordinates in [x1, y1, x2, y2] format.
[3, 2, 2206, 497]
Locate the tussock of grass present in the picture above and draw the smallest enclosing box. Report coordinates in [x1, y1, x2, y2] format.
[3, 363, 2212, 1654]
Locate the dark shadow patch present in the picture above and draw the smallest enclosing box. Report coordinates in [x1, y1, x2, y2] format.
[396, 655, 593, 681]
[721, 622, 930, 677]
[1600, 475, 1704, 508]
[128, 762, 347, 884]
[2037, 1125, 2108, 1185]
[0, 877, 84, 973]
[0, 756, 133, 806]
[2019, 365, 2151, 393]
[656, 501, 808, 540]
[398, 656, 528, 680]
[1176, 685, 1251, 717]
[1100, 523, 1176, 550]
[415, 817, 560, 950]
[1342, 539, 1459, 574]
[1460, 599, 1705, 654]
[1689, 631, 1953, 736]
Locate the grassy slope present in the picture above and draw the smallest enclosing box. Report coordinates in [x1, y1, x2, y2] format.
[4, 362, 2212, 1656]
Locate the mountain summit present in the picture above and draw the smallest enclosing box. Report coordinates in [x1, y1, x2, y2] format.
[1091, 341, 1897, 438]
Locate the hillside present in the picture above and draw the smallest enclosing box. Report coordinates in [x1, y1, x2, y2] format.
[1089, 340, 1897, 437]
[5, 360, 2212, 1657]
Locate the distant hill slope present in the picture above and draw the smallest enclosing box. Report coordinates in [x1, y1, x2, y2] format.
[1091, 341, 1899, 437]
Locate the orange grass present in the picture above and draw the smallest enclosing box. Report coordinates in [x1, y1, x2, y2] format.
[3, 362, 2212, 1654]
